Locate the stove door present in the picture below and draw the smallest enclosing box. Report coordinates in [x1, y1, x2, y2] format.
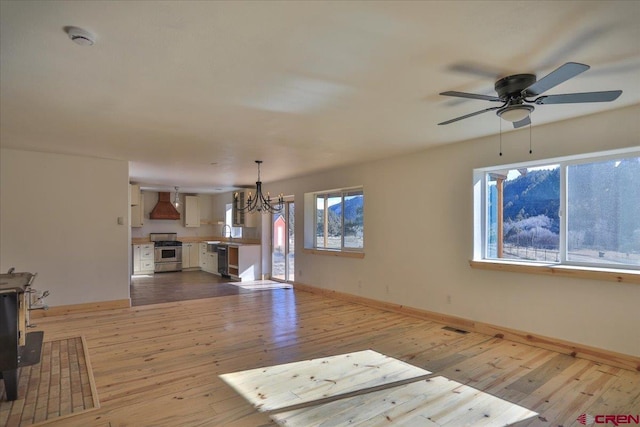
[155, 247, 179, 262]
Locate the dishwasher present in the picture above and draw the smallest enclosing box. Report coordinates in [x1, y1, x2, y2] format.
[217, 244, 229, 277]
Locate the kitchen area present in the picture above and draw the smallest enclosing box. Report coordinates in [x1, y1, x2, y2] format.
[133, 233, 262, 281]
[130, 184, 266, 304]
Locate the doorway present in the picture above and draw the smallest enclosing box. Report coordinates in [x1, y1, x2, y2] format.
[271, 200, 294, 282]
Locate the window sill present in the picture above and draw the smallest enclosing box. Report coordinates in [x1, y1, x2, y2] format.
[302, 248, 365, 259]
[469, 259, 640, 284]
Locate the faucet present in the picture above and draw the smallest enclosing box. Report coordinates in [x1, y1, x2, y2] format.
[222, 224, 232, 241]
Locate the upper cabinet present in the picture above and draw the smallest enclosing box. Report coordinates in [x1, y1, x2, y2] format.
[232, 191, 258, 228]
[131, 190, 144, 228]
[184, 195, 200, 227]
[232, 192, 244, 227]
[131, 196, 144, 227]
[130, 184, 141, 206]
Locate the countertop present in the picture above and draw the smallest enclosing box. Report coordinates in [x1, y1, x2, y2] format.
[131, 236, 260, 245]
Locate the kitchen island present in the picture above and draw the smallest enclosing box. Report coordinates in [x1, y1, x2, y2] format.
[226, 243, 261, 281]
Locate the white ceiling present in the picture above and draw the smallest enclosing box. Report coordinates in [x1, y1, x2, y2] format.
[1, 1, 639, 193]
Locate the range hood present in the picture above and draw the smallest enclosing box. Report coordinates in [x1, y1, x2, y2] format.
[149, 192, 181, 220]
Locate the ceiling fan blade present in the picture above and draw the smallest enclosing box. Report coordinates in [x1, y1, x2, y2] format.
[438, 106, 502, 125]
[524, 62, 590, 96]
[534, 90, 622, 104]
[513, 116, 531, 128]
[448, 62, 511, 79]
[440, 91, 501, 102]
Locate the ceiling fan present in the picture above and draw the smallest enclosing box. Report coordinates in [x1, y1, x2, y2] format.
[438, 62, 622, 128]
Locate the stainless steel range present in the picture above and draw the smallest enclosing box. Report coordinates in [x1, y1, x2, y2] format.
[150, 233, 183, 272]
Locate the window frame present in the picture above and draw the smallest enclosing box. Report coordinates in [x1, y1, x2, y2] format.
[225, 203, 243, 239]
[307, 186, 364, 253]
[474, 148, 640, 272]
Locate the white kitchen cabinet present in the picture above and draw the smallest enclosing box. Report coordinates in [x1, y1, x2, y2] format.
[184, 196, 200, 228]
[198, 243, 218, 274]
[181, 243, 200, 269]
[131, 193, 144, 228]
[189, 243, 199, 267]
[199, 243, 208, 270]
[207, 252, 218, 275]
[227, 244, 261, 281]
[130, 184, 141, 206]
[232, 191, 258, 227]
[198, 244, 219, 275]
[132, 243, 154, 274]
[182, 243, 190, 267]
[133, 245, 140, 274]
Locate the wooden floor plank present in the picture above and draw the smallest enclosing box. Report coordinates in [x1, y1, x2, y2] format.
[271, 377, 538, 427]
[584, 373, 640, 415]
[506, 352, 577, 395]
[220, 350, 431, 412]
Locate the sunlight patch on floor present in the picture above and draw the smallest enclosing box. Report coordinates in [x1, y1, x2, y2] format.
[220, 350, 537, 426]
[226, 280, 293, 290]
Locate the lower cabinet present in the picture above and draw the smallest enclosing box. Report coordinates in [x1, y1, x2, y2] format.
[132, 243, 154, 274]
[182, 243, 200, 269]
[208, 252, 218, 275]
[199, 243, 209, 270]
[199, 243, 219, 275]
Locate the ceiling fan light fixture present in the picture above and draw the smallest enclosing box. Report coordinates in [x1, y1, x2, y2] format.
[497, 105, 534, 122]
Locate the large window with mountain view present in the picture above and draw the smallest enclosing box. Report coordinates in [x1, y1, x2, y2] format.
[478, 150, 639, 269]
[315, 189, 364, 251]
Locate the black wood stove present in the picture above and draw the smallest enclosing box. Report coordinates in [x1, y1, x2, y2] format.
[1, 270, 44, 401]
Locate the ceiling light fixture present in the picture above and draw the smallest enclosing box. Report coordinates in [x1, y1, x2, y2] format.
[496, 104, 534, 122]
[174, 186, 180, 208]
[65, 26, 95, 46]
[234, 160, 283, 214]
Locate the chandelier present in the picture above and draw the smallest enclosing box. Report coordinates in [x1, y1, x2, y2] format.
[234, 160, 283, 214]
[174, 186, 180, 208]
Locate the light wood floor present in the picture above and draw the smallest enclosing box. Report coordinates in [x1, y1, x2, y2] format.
[20, 288, 640, 426]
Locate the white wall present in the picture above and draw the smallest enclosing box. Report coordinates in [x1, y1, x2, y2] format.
[271, 105, 640, 357]
[0, 148, 130, 306]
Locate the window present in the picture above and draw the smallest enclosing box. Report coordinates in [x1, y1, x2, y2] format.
[225, 203, 242, 238]
[486, 165, 560, 262]
[475, 149, 640, 270]
[314, 189, 364, 251]
[566, 158, 639, 266]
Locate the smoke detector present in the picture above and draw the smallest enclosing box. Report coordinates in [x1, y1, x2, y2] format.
[65, 26, 95, 46]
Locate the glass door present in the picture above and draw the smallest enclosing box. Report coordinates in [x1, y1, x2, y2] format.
[272, 200, 294, 282]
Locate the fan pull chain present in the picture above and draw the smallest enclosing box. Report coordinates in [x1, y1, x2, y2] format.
[529, 121, 532, 154]
[499, 118, 503, 156]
